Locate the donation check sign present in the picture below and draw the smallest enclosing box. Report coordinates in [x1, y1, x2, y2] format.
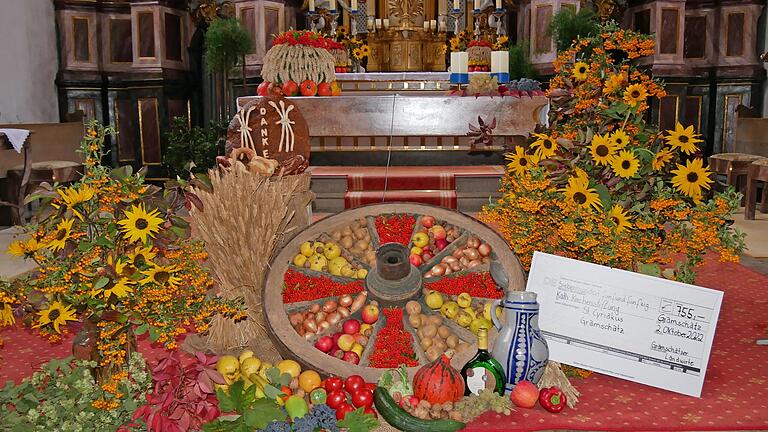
[528, 252, 723, 397]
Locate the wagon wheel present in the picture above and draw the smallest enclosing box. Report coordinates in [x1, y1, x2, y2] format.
[263, 203, 525, 382]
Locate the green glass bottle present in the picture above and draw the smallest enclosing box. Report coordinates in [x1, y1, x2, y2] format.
[460, 328, 506, 396]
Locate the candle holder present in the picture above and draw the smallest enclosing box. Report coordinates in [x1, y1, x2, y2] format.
[491, 8, 506, 36]
[350, 9, 361, 35]
[473, 13, 481, 38]
[449, 9, 463, 34]
[307, 12, 323, 32]
[328, 9, 340, 35]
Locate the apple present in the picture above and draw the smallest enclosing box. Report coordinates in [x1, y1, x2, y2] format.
[422, 251, 434, 262]
[332, 332, 344, 348]
[300, 80, 317, 96]
[332, 349, 344, 359]
[431, 225, 447, 240]
[282, 80, 299, 96]
[314, 335, 334, 353]
[421, 215, 436, 228]
[510, 380, 539, 408]
[412, 232, 429, 248]
[410, 246, 423, 256]
[317, 82, 333, 96]
[359, 323, 373, 336]
[337, 334, 355, 351]
[409, 254, 423, 267]
[361, 304, 380, 324]
[435, 238, 449, 251]
[350, 342, 364, 358]
[343, 319, 361, 335]
[353, 332, 369, 345]
[342, 351, 360, 364]
[257, 81, 271, 96]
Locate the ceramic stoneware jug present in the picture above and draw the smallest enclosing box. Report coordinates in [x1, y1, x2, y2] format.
[491, 290, 549, 393]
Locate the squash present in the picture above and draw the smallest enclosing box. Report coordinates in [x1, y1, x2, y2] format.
[412, 354, 464, 405]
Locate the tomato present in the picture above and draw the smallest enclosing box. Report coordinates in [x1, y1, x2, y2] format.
[351, 389, 374, 408]
[325, 376, 344, 393]
[344, 375, 365, 394]
[335, 403, 355, 420]
[364, 382, 377, 393]
[326, 390, 347, 409]
[363, 407, 378, 418]
[280, 386, 293, 402]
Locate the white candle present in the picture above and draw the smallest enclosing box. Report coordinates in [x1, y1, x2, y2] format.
[453, 0, 460, 10]
[474, 0, 480, 10]
[430, 19, 437, 30]
[495, 0, 501, 9]
[383, 18, 389, 28]
[375, 18, 382, 28]
[329, 0, 336, 10]
[367, 17, 375, 30]
[424, 21, 430, 30]
[309, 0, 315, 11]
[351, 0, 358, 10]
[439, 20, 447, 32]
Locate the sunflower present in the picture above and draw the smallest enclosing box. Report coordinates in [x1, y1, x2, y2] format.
[610, 149, 640, 178]
[664, 122, 703, 155]
[47, 218, 75, 252]
[54, 185, 95, 220]
[360, 45, 371, 56]
[141, 264, 182, 289]
[589, 134, 616, 166]
[1, 303, 15, 326]
[652, 148, 674, 170]
[607, 205, 633, 233]
[572, 62, 589, 80]
[671, 158, 713, 201]
[352, 48, 364, 60]
[117, 204, 164, 244]
[623, 83, 648, 106]
[450, 37, 461, 51]
[34, 301, 77, 334]
[603, 72, 626, 94]
[127, 246, 156, 268]
[92, 277, 134, 300]
[530, 133, 558, 159]
[7, 240, 25, 257]
[610, 129, 630, 149]
[505, 146, 539, 175]
[561, 176, 602, 210]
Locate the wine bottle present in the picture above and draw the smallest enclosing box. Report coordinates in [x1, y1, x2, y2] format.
[460, 328, 506, 396]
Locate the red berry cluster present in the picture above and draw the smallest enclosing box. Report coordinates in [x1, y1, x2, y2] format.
[425, 271, 503, 298]
[468, 40, 493, 48]
[368, 308, 418, 368]
[282, 268, 364, 303]
[375, 214, 416, 245]
[272, 30, 338, 50]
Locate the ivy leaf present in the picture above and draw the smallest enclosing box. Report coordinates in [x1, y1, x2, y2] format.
[263, 384, 282, 400]
[243, 399, 284, 428]
[227, 380, 246, 413]
[216, 387, 236, 413]
[337, 408, 379, 432]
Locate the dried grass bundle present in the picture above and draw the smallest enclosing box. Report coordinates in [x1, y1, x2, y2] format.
[537, 361, 580, 408]
[186, 164, 312, 361]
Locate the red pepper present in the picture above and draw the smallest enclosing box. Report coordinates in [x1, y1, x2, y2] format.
[538, 387, 567, 413]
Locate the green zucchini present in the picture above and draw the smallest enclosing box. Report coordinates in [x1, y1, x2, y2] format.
[373, 387, 465, 432]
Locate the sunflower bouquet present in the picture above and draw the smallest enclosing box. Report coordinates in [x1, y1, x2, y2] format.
[481, 22, 745, 283]
[333, 27, 369, 62]
[3, 121, 244, 374]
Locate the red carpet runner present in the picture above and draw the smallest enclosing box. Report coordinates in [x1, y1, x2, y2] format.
[1, 256, 767, 430]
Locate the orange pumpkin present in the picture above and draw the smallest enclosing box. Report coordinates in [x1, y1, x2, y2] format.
[412, 354, 465, 404]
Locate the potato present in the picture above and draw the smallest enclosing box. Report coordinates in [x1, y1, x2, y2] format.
[432, 339, 446, 352]
[340, 236, 354, 249]
[420, 337, 434, 350]
[425, 346, 442, 362]
[421, 324, 437, 338]
[354, 228, 368, 240]
[405, 301, 422, 316]
[355, 239, 369, 250]
[408, 313, 422, 328]
[420, 314, 430, 327]
[428, 315, 443, 326]
[437, 325, 451, 339]
[331, 231, 342, 241]
[446, 334, 459, 348]
[341, 226, 353, 236]
[358, 218, 368, 227]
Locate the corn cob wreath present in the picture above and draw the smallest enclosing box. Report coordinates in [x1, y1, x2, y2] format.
[262, 43, 337, 84]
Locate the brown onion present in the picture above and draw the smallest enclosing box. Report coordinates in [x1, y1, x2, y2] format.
[303, 319, 318, 332]
[337, 306, 351, 317]
[443, 256, 458, 264]
[304, 312, 315, 322]
[326, 312, 341, 325]
[478, 243, 492, 257]
[289, 312, 303, 326]
[318, 321, 330, 332]
[350, 291, 368, 313]
[463, 248, 480, 260]
[467, 237, 481, 248]
[444, 267, 453, 275]
[303, 332, 315, 341]
[452, 248, 464, 258]
[339, 294, 353, 307]
[322, 300, 338, 313]
[431, 263, 447, 276]
[309, 303, 321, 313]
[297, 327, 306, 336]
[314, 311, 327, 323]
[424, 273, 433, 279]
[481, 257, 490, 264]
[459, 256, 470, 267]
[468, 259, 482, 268]
[449, 261, 461, 272]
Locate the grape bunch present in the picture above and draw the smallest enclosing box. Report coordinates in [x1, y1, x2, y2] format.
[261, 404, 339, 432]
[508, 78, 542, 92]
[454, 389, 513, 421]
[264, 421, 292, 432]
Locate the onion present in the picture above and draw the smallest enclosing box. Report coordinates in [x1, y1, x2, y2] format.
[452, 248, 464, 258]
[481, 257, 490, 264]
[322, 300, 338, 313]
[314, 311, 327, 323]
[425, 273, 433, 279]
[468, 259, 482, 268]
[463, 248, 480, 260]
[337, 306, 351, 317]
[304, 312, 315, 322]
[467, 237, 481, 248]
[350, 291, 368, 313]
[432, 263, 447, 276]
[297, 327, 306, 336]
[289, 312, 303, 326]
[339, 294, 353, 308]
[326, 312, 341, 325]
[318, 321, 330, 332]
[459, 256, 470, 267]
[309, 303, 321, 313]
[303, 319, 318, 332]
[444, 267, 453, 275]
[303, 332, 315, 341]
[443, 256, 458, 264]
[449, 261, 461, 272]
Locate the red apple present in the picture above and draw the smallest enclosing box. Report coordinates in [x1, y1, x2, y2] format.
[317, 82, 333, 96]
[332, 332, 344, 348]
[300, 79, 317, 96]
[409, 254, 423, 267]
[343, 319, 361, 335]
[282, 80, 299, 96]
[332, 349, 344, 359]
[361, 304, 380, 324]
[422, 252, 434, 262]
[257, 81, 271, 96]
[336, 402, 355, 420]
[435, 238, 449, 251]
[314, 335, 334, 353]
[510, 380, 539, 408]
[353, 332, 369, 345]
[421, 215, 436, 228]
[337, 334, 355, 351]
[342, 351, 360, 364]
[432, 225, 447, 241]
